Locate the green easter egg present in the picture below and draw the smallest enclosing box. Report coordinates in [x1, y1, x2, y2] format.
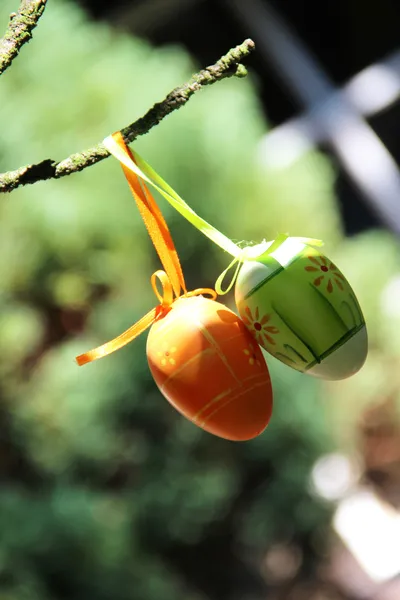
[235, 238, 368, 380]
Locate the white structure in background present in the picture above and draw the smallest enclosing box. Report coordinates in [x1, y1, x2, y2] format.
[334, 489, 400, 583]
[258, 51, 400, 170]
[311, 452, 400, 585]
[229, 0, 400, 235]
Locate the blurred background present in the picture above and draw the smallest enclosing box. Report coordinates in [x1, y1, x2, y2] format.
[0, 0, 399, 599]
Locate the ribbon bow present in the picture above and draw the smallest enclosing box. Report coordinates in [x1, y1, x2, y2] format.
[76, 133, 216, 366]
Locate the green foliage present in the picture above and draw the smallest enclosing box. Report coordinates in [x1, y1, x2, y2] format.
[1, 0, 399, 599]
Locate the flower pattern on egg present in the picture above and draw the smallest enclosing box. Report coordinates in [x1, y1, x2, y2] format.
[304, 255, 346, 293]
[157, 344, 177, 367]
[243, 343, 261, 367]
[242, 306, 279, 346]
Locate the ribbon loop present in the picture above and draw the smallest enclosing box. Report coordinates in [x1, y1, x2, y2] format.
[151, 270, 174, 306]
[76, 270, 218, 366]
[76, 270, 174, 366]
[183, 287, 218, 301]
[215, 256, 243, 295]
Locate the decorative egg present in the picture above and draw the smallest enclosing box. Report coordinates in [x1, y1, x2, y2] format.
[235, 237, 368, 380]
[146, 295, 273, 441]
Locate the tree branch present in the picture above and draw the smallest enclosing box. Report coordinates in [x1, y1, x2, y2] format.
[0, 38, 255, 194]
[0, 0, 48, 76]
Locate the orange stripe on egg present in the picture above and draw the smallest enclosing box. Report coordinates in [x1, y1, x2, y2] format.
[192, 318, 242, 383]
[193, 372, 270, 424]
[192, 388, 234, 423]
[160, 348, 215, 391]
[198, 377, 272, 428]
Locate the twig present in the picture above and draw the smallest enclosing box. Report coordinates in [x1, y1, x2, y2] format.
[0, 0, 48, 76]
[0, 38, 255, 194]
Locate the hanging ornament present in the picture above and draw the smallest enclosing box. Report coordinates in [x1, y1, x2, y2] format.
[233, 236, 367, 380]
[146, 273, 272, 441]
[76, 133, 273, 441]
[102, 137, 368, 381]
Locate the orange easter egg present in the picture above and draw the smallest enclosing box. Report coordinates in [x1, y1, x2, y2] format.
[146, 295, 273, 441]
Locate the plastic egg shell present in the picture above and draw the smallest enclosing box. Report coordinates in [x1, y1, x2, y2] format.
[146, 295, 273, 441]
[235, 238, 368, 380]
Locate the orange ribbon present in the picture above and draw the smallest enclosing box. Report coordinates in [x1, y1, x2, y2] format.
[76, 133, 217, 366]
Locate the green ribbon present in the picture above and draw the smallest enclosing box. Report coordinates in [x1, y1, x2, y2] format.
[104, 135, 241, 259]
[103, 135, 324, 295]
